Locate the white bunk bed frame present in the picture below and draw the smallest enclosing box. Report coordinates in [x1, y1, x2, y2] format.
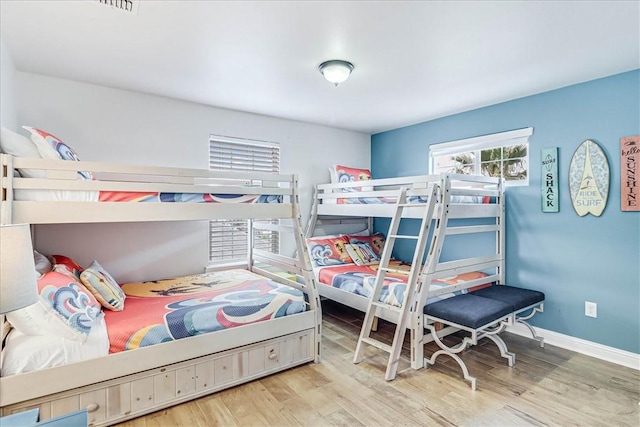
[307, 173, 504, 373]
[0, 154, 322, 425]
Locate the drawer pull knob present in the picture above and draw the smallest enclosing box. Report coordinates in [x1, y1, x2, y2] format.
[86, 403, 100, 412]
[268, 353, 278, 360]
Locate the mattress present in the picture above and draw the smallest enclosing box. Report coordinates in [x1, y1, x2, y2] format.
[104, 269, 306, 353]
[337, 195, 494, 205]
[1, 270, 305, 375]
[98, 191, 282, 204]
[15, 188, 282, 203]
[316, 260, 491, 307]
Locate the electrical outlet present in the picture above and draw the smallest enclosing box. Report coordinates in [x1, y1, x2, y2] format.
[585, 301, 597, 318]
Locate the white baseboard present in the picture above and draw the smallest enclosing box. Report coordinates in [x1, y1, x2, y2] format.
[507, 323, 640, 371]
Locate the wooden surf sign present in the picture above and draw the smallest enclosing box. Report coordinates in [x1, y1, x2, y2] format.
[541, 148, 559, 212]
[621, 135, 639, 211]
[569, 140, 609, 217]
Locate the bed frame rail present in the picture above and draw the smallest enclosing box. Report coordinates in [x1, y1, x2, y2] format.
[1, 154, 298, 224]
[312, 173, 501, 220]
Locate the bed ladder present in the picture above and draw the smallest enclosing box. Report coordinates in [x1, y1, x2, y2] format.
[353, 183, 439, 380]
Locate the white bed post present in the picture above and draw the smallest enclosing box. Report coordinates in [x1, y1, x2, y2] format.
[292, 176, 322, 362]
[247, 218, 255, 272]
[0, 155, 14, 375]
[305, 186, 319, 239]
[0, 154, 14, 226]
[497, 179, 505, 284]
[411, 174, 452, 370]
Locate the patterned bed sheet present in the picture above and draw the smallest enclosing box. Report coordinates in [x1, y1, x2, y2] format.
[99, 191, 281, 203]
[317, 260, 491, 307]
[337, 195, 494, 205]
[103, 269, 305, 353]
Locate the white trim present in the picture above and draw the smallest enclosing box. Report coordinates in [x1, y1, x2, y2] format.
[507, 323, 640, 371]
[430, 127, 534, 157]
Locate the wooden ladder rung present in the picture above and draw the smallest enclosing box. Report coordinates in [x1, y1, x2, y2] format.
[379, 267, 410, 275]
[360, 337, 393, 353]
[370, 301, 402, 312]
[389, 234, 419, 240]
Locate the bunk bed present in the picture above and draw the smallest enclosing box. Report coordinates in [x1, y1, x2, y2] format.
[0, 153, 322, 426]
[306, 172, 503, 316]
[306, 169, 544, 383]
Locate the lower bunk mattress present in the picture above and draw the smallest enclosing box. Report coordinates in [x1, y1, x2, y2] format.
[316, 260, 491, 307]
[1, 269, 306, 376]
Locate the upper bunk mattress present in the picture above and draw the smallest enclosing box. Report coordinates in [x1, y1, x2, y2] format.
[104, 269, 305, 354]
[99, 191, 282, 203]
[335, 195, 494, 205]
[14, 189, 282, 203]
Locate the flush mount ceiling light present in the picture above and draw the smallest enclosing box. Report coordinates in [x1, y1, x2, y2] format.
[318, 60, 354, 86]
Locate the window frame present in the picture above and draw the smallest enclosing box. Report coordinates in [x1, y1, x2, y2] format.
[208, 134, 280, 265]
[429, 127, 533, 186]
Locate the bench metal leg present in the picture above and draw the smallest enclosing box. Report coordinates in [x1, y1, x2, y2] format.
[483, 334, 515, 367]
[426, 349, 477, 391]
[423, 324, 478, 390]
[517, 304, 545, 348]
[423, 316, 518, 390]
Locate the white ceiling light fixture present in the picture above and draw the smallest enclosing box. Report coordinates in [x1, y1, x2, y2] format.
[318, 60, 354, 86]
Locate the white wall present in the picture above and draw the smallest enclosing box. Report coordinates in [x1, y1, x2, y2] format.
[16, 72, 370, 282]
[0, 40, 17, 130]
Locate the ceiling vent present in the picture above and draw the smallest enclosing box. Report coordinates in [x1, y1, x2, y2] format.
[94, 0, 140, 15]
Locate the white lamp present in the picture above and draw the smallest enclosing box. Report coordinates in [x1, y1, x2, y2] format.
[318, 60, 354, 86]
[0, 224, 39, 314]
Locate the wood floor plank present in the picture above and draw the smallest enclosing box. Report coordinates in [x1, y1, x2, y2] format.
[116, 300, 640, 427]
[194, 394, 239, 427]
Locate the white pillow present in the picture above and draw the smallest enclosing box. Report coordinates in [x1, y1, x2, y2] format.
[329, 166, 338, 183]
[0, 127, 40, 157]
[0, 127, 45, 178]
[7, 299, 87, 342]
[1, 313, 109, 376]
[34, 250, 53, 276]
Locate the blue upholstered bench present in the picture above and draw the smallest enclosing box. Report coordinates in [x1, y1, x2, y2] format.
[471, 284, 545, 347]
[423, 293, 516, 390]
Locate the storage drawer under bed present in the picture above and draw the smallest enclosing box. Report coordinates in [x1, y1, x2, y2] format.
[2, 329, 314, 426]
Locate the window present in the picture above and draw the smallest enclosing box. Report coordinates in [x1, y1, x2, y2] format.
[429, 128, 533, 186]
[209, 135, 280, 263]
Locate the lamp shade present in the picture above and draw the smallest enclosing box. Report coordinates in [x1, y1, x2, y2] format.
[0, 224, 39, 314]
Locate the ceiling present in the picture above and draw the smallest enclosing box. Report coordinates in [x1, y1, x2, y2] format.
[1, 1, 638, 135]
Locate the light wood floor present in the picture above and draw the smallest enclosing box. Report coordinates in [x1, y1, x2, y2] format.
[118, 300, 640, 427]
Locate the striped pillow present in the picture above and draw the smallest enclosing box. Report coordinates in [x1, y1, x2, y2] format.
[80, 261, 126, 311]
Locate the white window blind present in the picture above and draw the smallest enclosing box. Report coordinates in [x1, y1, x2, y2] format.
[209, 135, 280, 263]
[429, 127, 533, 186]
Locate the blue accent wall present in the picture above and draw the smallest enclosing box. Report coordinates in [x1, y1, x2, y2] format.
[371, 70, 640, 354]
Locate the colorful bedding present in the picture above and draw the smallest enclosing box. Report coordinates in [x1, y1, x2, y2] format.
[317, 260, 491, 307]
[99, 191, 281, 203]
[103, 269, 305, 353]
[337, 195, 494, 205]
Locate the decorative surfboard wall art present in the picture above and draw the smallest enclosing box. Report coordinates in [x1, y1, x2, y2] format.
[569, 139, 610, 217]
[620, 135, 639, 212]
[541, 148, 559, 212]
